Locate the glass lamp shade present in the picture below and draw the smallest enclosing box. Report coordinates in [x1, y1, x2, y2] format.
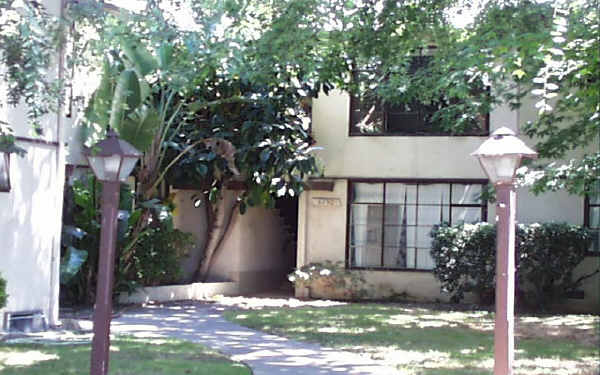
[471, 127, 537, 185]
[477, 154, 522, 184]
[83, 130, 142, 182]
[87, 154, 122, 182]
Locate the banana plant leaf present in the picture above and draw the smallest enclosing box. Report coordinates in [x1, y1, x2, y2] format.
[118, 105, 161, 152]
[60, 246, 88, 285]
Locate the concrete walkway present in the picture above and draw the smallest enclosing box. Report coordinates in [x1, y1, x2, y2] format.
[111, 302, 398, 375]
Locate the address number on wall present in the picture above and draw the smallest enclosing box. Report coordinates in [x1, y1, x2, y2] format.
[312, 197, 341, 207]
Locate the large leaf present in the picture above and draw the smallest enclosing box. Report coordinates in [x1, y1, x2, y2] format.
[121, 38, 158, 77]
[60, 247, 88, 285]
[110, 69, 141, 132]
[158, 43, 174, 70]
[118, 105, 161, 152]
[86, 59, 114, 129]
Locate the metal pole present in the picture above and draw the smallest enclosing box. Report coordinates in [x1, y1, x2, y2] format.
[90, 181, 120, 375]
[494, 183, 516, 375]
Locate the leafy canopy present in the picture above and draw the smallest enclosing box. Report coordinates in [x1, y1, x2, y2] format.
[1, 0, 597, 196]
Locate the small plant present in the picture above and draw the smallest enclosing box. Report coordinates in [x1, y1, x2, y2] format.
[288, 261, 367, 300]
[0, 273, 7, 309]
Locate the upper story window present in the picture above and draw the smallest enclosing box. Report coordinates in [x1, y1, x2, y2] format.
[347, 180, 488, 271]
[585, 181, 600, 254]
[349, 50, 490, 136]
[0, 153, 10, 192]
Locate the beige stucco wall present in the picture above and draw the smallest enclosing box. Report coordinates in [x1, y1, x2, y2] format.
[0, 0, 71, 329]
[171, 189, 208, 282]
[0, 142, 63, 328]
[174, 190, 288, 294]
[298, 90, 598, 312]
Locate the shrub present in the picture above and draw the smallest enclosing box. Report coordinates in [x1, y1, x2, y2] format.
[431, 222, 597, 309]
[288, 261, 367, 300]
[125, 226, 195, 287]
[518, 222, 594, 309]
[430, 223, 498, 304]
[0, 274, 7, 309]
[61, 173, 195, 305]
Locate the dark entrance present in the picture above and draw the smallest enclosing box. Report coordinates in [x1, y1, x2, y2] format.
[273, 196, 299, 294]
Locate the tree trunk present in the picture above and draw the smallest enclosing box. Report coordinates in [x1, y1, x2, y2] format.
[193, 192, 240, 282]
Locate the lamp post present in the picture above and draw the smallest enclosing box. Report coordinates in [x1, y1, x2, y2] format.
[83, 130, 141, 375]
[471, 127, 537, 375]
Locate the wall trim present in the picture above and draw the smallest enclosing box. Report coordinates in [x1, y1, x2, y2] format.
[15, 136, 59, 147]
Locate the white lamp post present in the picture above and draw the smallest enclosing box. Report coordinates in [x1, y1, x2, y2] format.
[83, 130, 141, 375]
[471, 127, 537, 375]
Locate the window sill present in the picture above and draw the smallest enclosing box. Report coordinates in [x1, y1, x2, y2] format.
[348, 266, 434, 273]
[348, 132, 489, 137]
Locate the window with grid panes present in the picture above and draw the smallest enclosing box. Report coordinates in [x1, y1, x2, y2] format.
[347, 180, 487, 270]
[585, 181, 600, 254]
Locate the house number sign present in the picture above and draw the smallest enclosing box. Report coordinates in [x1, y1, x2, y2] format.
[312, 197, 341, 207]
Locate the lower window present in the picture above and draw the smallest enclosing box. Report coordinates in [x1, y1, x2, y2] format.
[347, 180, 487, 270]
[585, 181, 600, 254]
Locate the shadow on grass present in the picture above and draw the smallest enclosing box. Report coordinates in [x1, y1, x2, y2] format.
[224, 303, 599, 375]
[0, 338, 251, 375]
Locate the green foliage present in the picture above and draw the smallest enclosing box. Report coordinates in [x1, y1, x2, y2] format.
[0, 273, 7, 309]
[0, 0, 63, 135]
[430, 222, 596, 310]
[2, 0, 597, 195]
[430, 223, 498, 305]
[518, 222, 595, 309]
[123, 223, 195, 287]
[60, 173, 193, 305]
[71, 3, 320, 211]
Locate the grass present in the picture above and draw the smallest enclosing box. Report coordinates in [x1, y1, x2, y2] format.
[0, 337, 251, 375]
[224, 303, 600, 375]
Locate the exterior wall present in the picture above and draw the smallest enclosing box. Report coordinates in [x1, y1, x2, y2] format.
[234, 204, 287, 293]
[0, 141, 63, 328]
[0, 0, 71, 329]
[298, 90, 599, 312]
[171, 189, 208, 282]
[176, 190, 287, 294]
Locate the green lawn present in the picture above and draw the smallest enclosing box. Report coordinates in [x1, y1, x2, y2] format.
[224, 303, 599, 375]
[0, 337, 251, 375]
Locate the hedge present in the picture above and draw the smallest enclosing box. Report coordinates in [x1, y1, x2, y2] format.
[430, 222, 597, 309]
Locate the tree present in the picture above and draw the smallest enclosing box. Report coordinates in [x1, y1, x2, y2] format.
[217, 0, 598, 195]
[69, 1, 319, 281]
[3, 0, 597, 284]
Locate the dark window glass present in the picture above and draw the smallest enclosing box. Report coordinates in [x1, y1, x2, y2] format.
[585, 181, 600, 253]
[349, 54, 489, 136]
[0, 153, 10, 192]
[348, 181, 487, 270]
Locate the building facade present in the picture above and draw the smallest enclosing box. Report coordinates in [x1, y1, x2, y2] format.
[296, 90, 599, 312]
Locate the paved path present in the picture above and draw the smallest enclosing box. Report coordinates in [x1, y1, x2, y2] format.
[112, 302, 397, 375]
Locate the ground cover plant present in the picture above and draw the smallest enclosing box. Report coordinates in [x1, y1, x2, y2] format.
[224, 303, 599, 375]
[0, 337, 250, 375]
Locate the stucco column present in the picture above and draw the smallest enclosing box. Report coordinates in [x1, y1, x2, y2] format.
[295, 190, 309, 298]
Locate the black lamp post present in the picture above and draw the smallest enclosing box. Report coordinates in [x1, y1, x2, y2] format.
[83, 130, 141, 375]
[471, 127, 537, 375]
